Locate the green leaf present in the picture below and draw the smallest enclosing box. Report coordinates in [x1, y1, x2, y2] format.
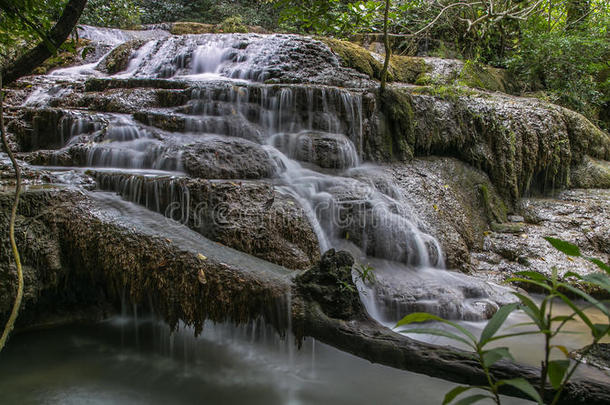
[396, 312, 444, 327]
[486, 330, 542, 343]
[506, 277, 552, 292]
[581, 273, 610, 293]
[593, 324, 610, 337]
[482, 347, 514, 368]
[548, 359, 570, 389]
[443, 386, 474, 405]
[480, 303, 519, 345]
[396, 312, 477, 342]
[454, 394, 492, 405]
[553, 291, 596, 333]
[514, 271, 550, 282]
[587, 258, 610, 273]
[396, 327, 475, 348]
[557, 283, 609, 317]
[544, 237, 581, 257]
[563, 271, 583, 280]
[502, 378, 543, 404]
[512, 292, 543, 328]
[551, 345, 570, 357]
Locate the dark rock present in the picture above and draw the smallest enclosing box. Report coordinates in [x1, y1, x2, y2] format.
[182, 137, 276, 179]
[295, 249, 364, 320]
[270, 131, 358, 169]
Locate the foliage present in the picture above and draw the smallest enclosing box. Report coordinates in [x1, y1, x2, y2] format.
[505, 13, 610, 124]
[80, 0, 142, 29]
[397, 237, 610, 404]
[217, 16, 247, 33]
[0, 0, 66, 66]
[354, 262, 376, 285]
[135, 0, 278, 29]
[274, 0, 390, 36]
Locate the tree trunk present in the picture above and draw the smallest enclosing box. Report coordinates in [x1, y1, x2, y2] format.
[380, 0, 391, 92]
[1, 0, 88, 85]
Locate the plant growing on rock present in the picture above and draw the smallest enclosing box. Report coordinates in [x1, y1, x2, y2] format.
[397, 237, 610, 404]
[354, 262, 376, 285]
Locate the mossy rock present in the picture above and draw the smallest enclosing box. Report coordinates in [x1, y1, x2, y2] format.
[98, 40, 145, 74]
[570, 156, 610, 188]
[32, 51, 78, 75]
[478, 184, 508, 224]
[170, 22, 216, 35]
[364, 87, 415, 161]
[319, 37, 385, 80]
[320, 38, 428, 84]
[390, 55, 428, 83]
[458, 60, 518, 94]
[295, 249, 364, 320]
[32, 39, 93, 75]
[411, 84, 480, 100]
[490, 222, 525, 234]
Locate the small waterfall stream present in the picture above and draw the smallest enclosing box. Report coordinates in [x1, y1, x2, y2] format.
[25, 26, 514, 330]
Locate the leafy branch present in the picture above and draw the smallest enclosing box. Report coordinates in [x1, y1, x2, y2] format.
[397, 237, 610, 404]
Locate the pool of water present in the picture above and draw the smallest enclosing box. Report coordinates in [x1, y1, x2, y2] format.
[0, 317, 527, 405]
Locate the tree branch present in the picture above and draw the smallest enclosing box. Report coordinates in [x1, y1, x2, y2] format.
[1, 0, 88, 85]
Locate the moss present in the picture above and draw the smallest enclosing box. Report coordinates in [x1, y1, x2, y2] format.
[376, 88, 415, 161]
[478, 184, 508, 224]
[320, 38, 430, 84]
[31, 39, 94, 75]
[389, 55, 429, 83]
[170, 22, 216, 35]
[413, 84, 479, 100]
[99, 40, 145, 74]
[457, 60, 518, 94]
[319, 37, 385, 80]
[295, 249, 364, 320]
[490, 222, 525, 234]
[414, 74, 432, 86]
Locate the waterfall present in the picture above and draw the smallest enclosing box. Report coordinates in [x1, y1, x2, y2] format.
[23, 26, 520, 327]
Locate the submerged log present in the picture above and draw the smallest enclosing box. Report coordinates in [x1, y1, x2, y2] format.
[295, 300, 610, 405]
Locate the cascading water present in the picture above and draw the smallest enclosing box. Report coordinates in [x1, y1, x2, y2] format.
[25, 25, 514, 329]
